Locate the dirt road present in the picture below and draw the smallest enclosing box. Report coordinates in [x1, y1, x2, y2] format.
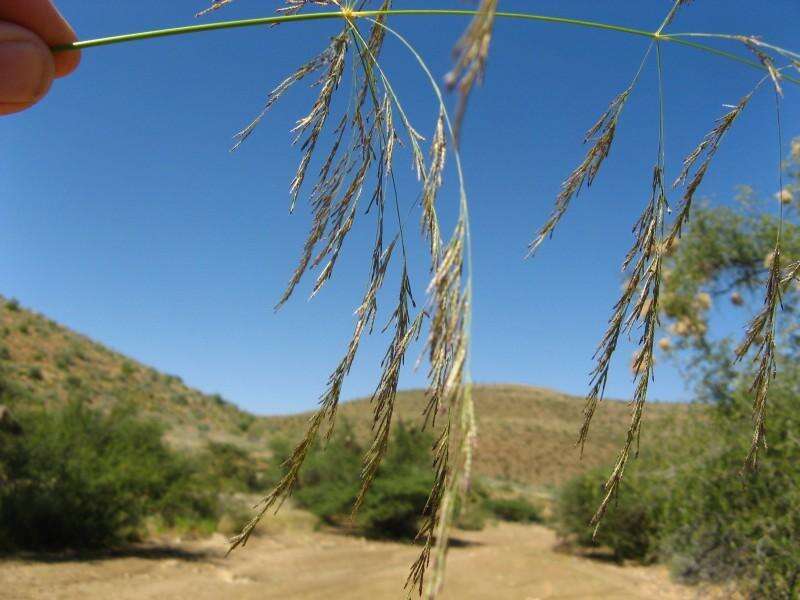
[0, 522, 702, 599]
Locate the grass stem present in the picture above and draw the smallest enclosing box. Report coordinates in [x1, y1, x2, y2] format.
[50, 8, 800, 86]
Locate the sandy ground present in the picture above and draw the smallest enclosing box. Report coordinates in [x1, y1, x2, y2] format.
[0, 522, 706, 600]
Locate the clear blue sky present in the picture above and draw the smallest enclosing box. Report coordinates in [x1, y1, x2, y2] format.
[2, 1, 798, 414]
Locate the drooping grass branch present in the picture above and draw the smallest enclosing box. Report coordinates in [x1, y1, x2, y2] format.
[734, 86, 787, 470]
[361, 16, 475, 595]
[46, 2, 800, 597]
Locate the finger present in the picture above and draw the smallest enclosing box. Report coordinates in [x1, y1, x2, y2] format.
[0, 0, 80, 78]
[0, 21, 55, 115]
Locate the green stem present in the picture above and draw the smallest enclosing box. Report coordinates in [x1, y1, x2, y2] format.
[50, 8, 800, 85]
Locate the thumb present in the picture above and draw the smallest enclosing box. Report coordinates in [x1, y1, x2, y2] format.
[0, 21, 55, 116]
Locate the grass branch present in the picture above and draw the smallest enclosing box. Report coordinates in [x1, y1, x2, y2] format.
[50, 8, 800, 86]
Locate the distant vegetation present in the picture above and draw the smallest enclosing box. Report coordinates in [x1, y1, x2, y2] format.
[556, 382, 800, 598]
[0, 400, 220, 550]
[557, 167, 800, 598]
[274, 420, 435, 539]
[1, 296, 679, 493]
[270, 420, 543, 539]
[0, 368, 282, 552]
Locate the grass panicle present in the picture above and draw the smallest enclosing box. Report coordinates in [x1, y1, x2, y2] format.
[733, 84, 786, 471]
[362, 18, 476, 595]
[587, 165, 668, 536]
[354, 268, 424, 512]
[581, 42, 670, 537]
[666, 87, 758, 249]
[421, 109, 447, 264]
[526, 45, 652, 259]
[735, 247, 781, 470]
[225, 9, 475, 597]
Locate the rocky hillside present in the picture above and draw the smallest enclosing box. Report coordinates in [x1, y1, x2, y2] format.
[0, 296, 255, 451]
[0, 295, 689, 489]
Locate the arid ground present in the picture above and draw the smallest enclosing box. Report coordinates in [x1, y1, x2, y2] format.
[1, 518, 707, 600]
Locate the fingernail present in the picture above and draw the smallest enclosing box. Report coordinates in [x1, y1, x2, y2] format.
[0, 40, 53, 104]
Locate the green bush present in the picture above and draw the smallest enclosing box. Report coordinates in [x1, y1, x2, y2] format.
[55, 350, 74, 371]
[556, 383, 800, 596]
[659, 385, 800, 598]
[486, 496, 541, 524]
[197, 441, 263, 493]
[283, 420, 436, 539]
[0, 402, 219, 550]
[556, 468, 665, 562]
[120, 360, 136, 379]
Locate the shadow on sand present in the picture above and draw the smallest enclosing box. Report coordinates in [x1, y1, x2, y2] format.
[2, 543, 214, 565]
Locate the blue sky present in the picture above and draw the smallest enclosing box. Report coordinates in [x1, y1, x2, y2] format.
[2, 1, 798, 415]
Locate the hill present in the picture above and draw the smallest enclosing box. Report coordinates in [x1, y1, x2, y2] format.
[0, 295, 254, 451]
[256, 385, 690, 489]
[0, 295, 689, 489]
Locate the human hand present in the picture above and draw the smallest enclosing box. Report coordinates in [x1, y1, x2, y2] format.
[0, 0, 80, 115]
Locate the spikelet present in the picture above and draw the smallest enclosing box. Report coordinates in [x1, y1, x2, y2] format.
[735, 246, 781, 469]
[278, 0, 335, 17]
[421, 109, 447, 263]
[740, 37, 783, 96]
[196, 0, 236, 17]
[528, 86, 633, 257]
[445, 0, 497, 143]
[657, 0, 695, 33]
[667, 89, 756, 248]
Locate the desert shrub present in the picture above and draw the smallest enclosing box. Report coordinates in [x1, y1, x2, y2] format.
[236, 414, 255, 432]
[659, 382, 800, 598]
[0, 402, 219, 550]
[485, 496, 541, 524]
[5, 299, 19, 312]
[120, 360, 136, 379]
[197, 441, 263, 493]
[556, 383, 800, 595]
[291, 420, 364, 525]
[284, 420, 436, 539]
[26, 366, 43, 381]
[66, 375, 82, 388]
[556, 467, 666, 562]
[55, 350, 74, 371]
[357, 422, 436, 538]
